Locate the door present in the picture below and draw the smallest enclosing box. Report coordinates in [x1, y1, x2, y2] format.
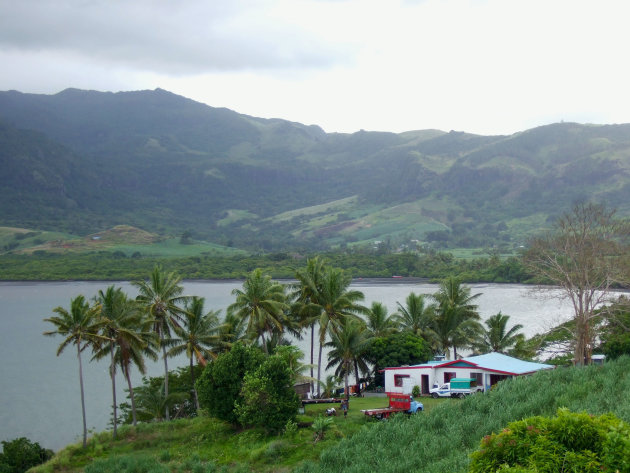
[421, 374, 429, 394]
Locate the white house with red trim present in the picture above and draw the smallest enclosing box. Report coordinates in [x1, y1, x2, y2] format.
[383, 352, 554, 395]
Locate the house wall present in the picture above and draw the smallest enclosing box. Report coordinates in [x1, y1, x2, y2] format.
[385, 365, 510, 394]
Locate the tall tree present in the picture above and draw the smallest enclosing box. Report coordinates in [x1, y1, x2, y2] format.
[430, 277, 482, 359]
[93, 286, 153, 431]
[523, 202, 629, 365]
[365, 301, 398, 338]
[166, 296, 222, 410]
[43, 295, 105, 448]
[290, 256, 327, 396]
[229, 268, 288, 352]
[313, 267, 366, 396]
[473, 312, 524, 354]
[394, 292, 435, 339]
[133, 265, 187, 421]
[325, 319, 370, 400]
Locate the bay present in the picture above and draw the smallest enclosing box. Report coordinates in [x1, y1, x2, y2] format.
[0, 279, 573, 450]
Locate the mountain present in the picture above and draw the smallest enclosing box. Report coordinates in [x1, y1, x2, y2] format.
[2, 88, 630, 251]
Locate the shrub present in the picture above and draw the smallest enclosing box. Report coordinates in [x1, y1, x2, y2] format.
[0, 437, 53, 473]
[469, 408, 630, 473]
[235, 355, 301, 434]
[196, 343, 265, 424]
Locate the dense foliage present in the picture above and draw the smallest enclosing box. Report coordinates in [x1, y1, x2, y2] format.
[0, 250, 530, 282]
[0, 438, 53, 473]
[235, 355, 301, 433]
[364, 333, 431, 387]
[195, 343, 266, 424]
[469, 409, 630, 472]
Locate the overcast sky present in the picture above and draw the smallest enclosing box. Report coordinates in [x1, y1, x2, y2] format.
[1, 0, 629, 135]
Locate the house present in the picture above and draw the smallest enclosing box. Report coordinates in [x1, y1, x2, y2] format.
[383, 352, 554, 395]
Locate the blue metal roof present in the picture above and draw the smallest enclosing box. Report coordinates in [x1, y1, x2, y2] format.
[462, 352, 554, 375]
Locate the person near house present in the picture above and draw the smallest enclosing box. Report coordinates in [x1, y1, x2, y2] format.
[341, 399, 348, 417]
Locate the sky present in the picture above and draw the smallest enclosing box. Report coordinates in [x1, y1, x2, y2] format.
[1, 0, 630, 136]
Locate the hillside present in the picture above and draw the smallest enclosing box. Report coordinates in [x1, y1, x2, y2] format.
[2, 88, 630, 251]
[30, 357, 630, 473]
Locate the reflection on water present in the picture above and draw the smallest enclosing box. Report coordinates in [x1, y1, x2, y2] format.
[0, 280, 575, 450]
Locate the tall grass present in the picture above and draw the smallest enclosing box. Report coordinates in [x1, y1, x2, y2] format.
[295, 356, 630, 473]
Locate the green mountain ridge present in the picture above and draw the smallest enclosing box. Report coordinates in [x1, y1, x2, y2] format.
[2, 88, 630, 251]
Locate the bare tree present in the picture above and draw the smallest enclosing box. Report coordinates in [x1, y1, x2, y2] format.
[523, 202, 629, 365]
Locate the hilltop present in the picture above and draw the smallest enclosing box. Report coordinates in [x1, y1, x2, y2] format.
[2, 88, 630, 251]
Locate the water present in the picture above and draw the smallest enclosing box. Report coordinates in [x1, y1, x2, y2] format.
[0, 279, 574, 450]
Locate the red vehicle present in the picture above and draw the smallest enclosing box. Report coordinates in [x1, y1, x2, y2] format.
[361, 393, 423, 420]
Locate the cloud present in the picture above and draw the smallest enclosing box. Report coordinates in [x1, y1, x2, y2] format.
[0, 0, 353, 74]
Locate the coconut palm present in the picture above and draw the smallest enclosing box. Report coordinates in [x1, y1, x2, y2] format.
[473, 312, 524, 354]
[93, 286, 154, 432]
[430, 277, 482, 359]
[166, 296, 222, 410]
[133, 265, 188, 421]
[43, 295, 105, 448]
[394, 292, 436, 339]
[229, 268, 288, 352]
[290, 256, 327, 395]
[365, 301, 398, 338]
[325, 319, 370, 400]
[313, 267, 367, 397]
[215, 307, 247, 354]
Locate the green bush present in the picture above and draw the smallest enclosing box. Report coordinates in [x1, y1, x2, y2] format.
[235, 355, 301, 433]
[469, 409, 630, 473]
[195, 343, 265, 424]
[0, 437, 53, 473]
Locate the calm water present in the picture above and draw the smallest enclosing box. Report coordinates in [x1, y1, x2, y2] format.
[0, 279, 574, 450]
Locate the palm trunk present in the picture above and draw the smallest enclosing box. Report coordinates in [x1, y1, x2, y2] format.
[77, 344, 88, 448]
[110, 343, 118, 439]
[354, 359, 360, 396]
[317, 343, 323, 398]
[344, 361, 350, 401]
[124, 365, 137, 426]
[161, 333, 170, 421]
[310, 325, 315, 396]
[190, 354, 199, 411]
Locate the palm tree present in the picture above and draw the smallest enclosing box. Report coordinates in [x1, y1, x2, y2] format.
[313, 267, 366, 397]
[215, 307, 247, 354]
[43, 295, 105, 448]
[290, 256, 327, 395]
[166, 296, 222, 410]
[474, 312, 524, 354]
[229, 268, 288, 352]
[365, 301, 398, 338]
[325, 319, 370, 400]
[431, 277, 482, 359]
[394, 292, 435, 338]
[133, 265, 188, 421]
[93, 286, 154, 432]
[321, 374, 342, 398]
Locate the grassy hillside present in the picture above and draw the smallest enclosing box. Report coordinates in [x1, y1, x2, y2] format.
[30, 357, 630, 473]
[1, 225, 245, 258]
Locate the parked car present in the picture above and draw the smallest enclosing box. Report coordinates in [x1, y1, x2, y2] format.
[430, 378, 481, 398]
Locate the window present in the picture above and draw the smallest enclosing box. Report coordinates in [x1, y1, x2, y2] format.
[444, 372, 456, 383]
[472, 372, 483, 386]
[394, 374, 410, 387]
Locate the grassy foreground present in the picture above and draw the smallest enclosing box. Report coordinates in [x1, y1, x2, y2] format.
[30, 396, 443, 473]
[31, 358, 630, 472]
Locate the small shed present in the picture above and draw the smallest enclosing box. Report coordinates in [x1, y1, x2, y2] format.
[383, 352, 554, 395]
